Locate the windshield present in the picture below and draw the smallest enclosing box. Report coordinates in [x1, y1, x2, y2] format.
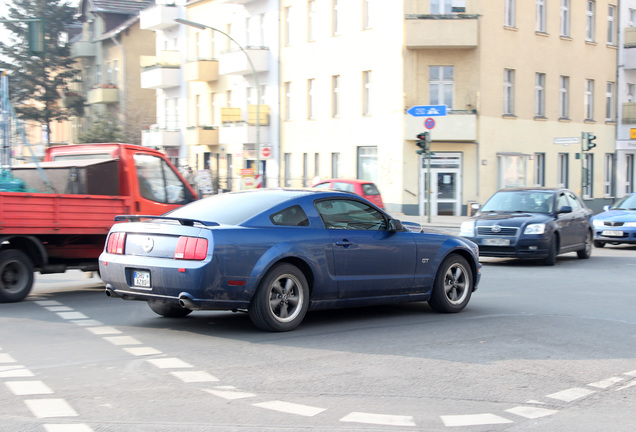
[165, 191, 296, 225]
[611, 194, 636, 210]
[480, 190, 554, 213]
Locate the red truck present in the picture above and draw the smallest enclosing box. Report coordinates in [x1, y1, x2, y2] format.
[0, 143, 197, 303]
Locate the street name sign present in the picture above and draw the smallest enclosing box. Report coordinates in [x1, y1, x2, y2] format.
[553, 137, 580, 145]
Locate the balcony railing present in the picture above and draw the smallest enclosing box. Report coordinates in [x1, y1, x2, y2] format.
[140, 51, 182, 89]
[185, 126, 219, 146]
[140, 4, 179, 31]
[184, 59, 219, 82]
[625, 27, 636, 48]
[218, 48, 269, 75]
[405, 14, 479, 49]
[142, 128, 181, 147]
[87, 85, 119, 104]
[71, 40, 96, 58]
[622, 103, 636, 124]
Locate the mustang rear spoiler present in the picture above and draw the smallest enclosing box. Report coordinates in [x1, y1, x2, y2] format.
[114, 215, 219, 227]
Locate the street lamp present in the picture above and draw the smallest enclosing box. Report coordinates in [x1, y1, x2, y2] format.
[175, 18, 262, 178]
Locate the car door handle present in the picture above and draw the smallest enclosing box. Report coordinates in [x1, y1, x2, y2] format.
[335, 239, 353, 248]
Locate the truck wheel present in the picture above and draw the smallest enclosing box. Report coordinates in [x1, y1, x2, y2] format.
[0, 250, 34, 303]
[147, 298, 192, 318]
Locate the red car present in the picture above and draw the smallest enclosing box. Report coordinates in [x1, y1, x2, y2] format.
[312, 179, 385, 209]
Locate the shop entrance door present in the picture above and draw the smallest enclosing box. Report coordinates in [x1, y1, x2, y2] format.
[419, 153, 462, 216]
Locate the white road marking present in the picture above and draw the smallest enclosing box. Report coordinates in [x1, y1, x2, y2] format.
[24, 399, 78, 418]
[588, 377, 624, 389]
[34, 300, 63, 306]
[86, 327, 122, 335]
[340, 411, 416, 426]
[0, 353, 17, 363]
[44, 424, 94, 432]
[615, 381, 636, 391]
[171, 371, 219, 382]
[204, 388, 256, 400]
[45, 306, 74, 312]
[441, 413, 513, 427]
[253, 400, 326, 417]
[103, 336, 142, 346]
[123, 347, 162, 356]
[624, 370, 636, 377]
[146, 358, 193, 369]
[0, 367, 35, 378]
[505, 406, 558, 419]
[546, 387, 596, 402]
[71, 320, 103, 326]
[5, 380, 53, 395]
[56, 312, 89, 320]
[525, 400, 546, 404]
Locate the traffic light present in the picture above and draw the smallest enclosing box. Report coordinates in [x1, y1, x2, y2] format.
[583, 132, 597, 151]
[416, 131, 431, 155]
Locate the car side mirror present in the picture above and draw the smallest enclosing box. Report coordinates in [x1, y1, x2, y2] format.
[388, 219, 404, 232]
[558, 206, 572, 214]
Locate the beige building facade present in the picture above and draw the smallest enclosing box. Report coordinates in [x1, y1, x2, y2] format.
[281, 0, 619, 215]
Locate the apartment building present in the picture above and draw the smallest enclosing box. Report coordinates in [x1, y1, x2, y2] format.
[69, 0, 156, 145]
[281, 0, 619, 215]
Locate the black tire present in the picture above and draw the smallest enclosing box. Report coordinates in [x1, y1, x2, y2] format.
[428, 254, 473, 313]
[0, 249, 34, 303]
[594, 241, 605, 248]
[577, 230, 593, 259]
[147, 298, 192, 318]
[249, 263, 309, 332]
[543, 235, 557, 266]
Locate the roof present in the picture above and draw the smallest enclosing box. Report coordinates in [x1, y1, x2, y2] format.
[85, 0, 153, 15]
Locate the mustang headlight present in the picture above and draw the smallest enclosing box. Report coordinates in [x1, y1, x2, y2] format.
[625, 222, 636, 227]
[592, 219, 605, 227]
[460, 220, 475, 237]
[524, 223, 546, 235]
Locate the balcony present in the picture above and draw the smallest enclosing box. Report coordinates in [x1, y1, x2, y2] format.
[140, 51, 181, 89]
[185, 126, 219, 146]
[71, 40, 96, 58]
[622, 103, 636, 124]
[142, 128, 181, 147]
[87, 85, 119, 104]
[219, 48, 269, 75]
[404, 110, 477, 141]
[625, 27, 636, 48]
[405, 15, 479, 49]
[184, 59, 219, 82]
[219, 123, 270, 145]
[140, 4, 179, 31]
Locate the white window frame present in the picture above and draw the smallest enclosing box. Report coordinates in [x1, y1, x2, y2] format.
[308, 0, 317, 42]
[363, 0, 374, 29]
[604, 153, 614, 197]
[626, 154, 634, 193]
[331, 152, 340, 178]
[307, 78, 315, 120]
[583, 153, 594, 199]
[585, 79, 594, 120]
[284, 82, 292, 121]
[332, 0, 340, 36]
[560, 76, 570, 119]
[363, 70, 372, 116]
[332, 75, 340, 118]
[561, 0, 570, 37]
[505, 0, 516, 27]
[498, 154, 528, 188]
[430, 0, 453, 14]
[429, 66, 454, 109]
[608, 5, 617, 45]
[586, 1, 595, 42]
[606, 81, 615, 121]
[536, 0, 546, 32]
[504, 69, 515, 115]
[558, 153, 569, 188]
[534, 153, 545, 186]
[628, 83, 635, 102]
[285, 6, 292, 45]
[535, 73, 545, 117]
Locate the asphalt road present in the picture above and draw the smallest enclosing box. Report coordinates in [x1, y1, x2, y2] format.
[1, 244, 635, 432]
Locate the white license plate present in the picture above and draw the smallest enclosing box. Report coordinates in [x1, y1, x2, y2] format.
[483, 238, 510, 246]
[602, 230, 623, 237]
[133, 271, 150, 288]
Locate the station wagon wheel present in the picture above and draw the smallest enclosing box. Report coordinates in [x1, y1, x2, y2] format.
[249, 263, 309, 332]
[147, 298, 192, 318]
[428, 254, 472, 314]
[0, 249, 34, 303]
[577, 230, 593, 259]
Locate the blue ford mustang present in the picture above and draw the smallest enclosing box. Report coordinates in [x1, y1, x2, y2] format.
[591, 193, 636, 247]
[99, 189, 480, 332]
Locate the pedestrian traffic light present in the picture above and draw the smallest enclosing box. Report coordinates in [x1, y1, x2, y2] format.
[416, 132, 431, 155]
[583, 132, 597, 151]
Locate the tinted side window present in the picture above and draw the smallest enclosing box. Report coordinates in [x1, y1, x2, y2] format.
[361, 183, 380, 195]
[270, 205, 309, 226]
[315, 199, 386, 230]
[556, 193, 570, 211]
[332, 182, 355, 193]
[565, 192, 582, 211]
[135, 154, 190, 204]
[313, 182, 331, 190]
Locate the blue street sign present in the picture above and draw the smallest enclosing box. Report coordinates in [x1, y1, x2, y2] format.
[407, 105, 447, 117]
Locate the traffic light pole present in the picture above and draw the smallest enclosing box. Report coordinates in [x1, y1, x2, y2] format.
[415, 131, 432, 223]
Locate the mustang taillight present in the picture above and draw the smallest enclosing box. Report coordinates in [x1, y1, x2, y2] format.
[106, 232, 126, 254]
[174, 236, 208, 260]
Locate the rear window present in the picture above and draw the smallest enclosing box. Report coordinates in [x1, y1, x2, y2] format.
[166, 191, 296, 225]
[361, 183, 380, 196]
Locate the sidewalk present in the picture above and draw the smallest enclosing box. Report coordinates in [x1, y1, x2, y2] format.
[390, 213, 467, 232]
